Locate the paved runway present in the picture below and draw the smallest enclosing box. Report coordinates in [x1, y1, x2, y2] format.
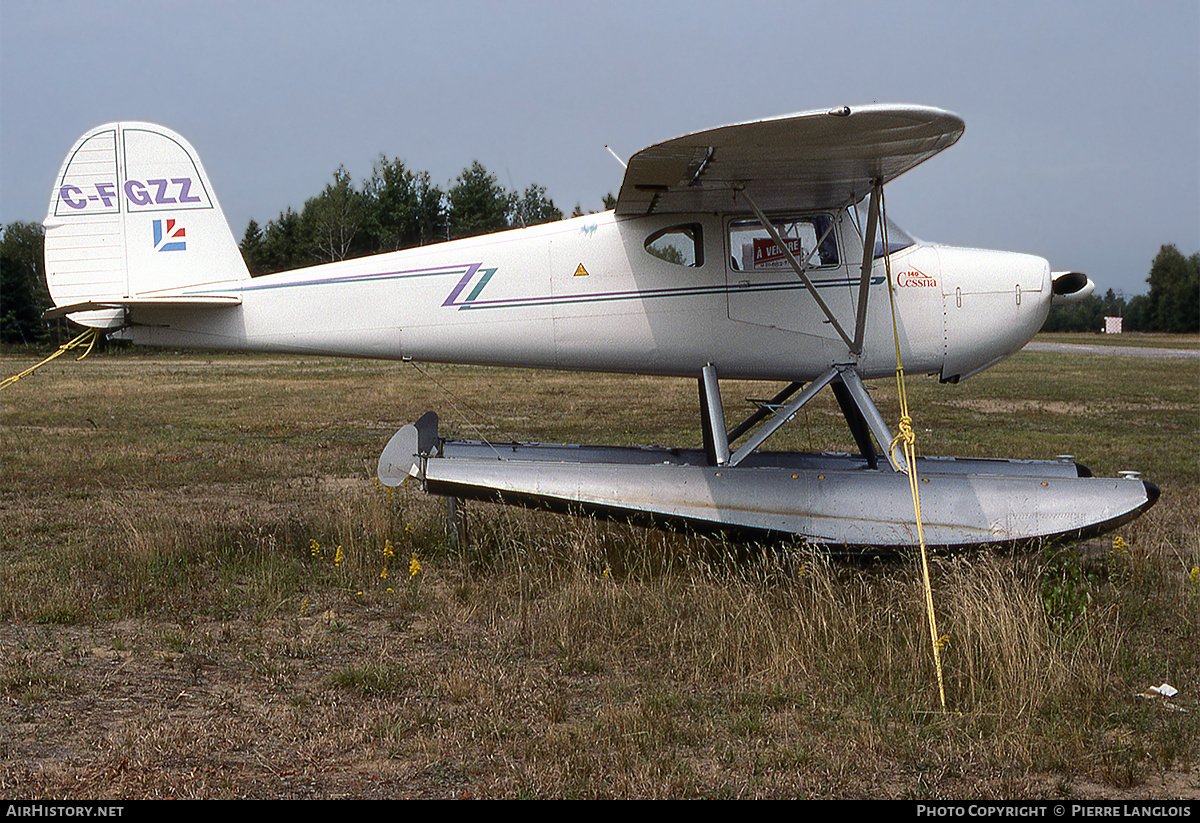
[1023, 341, 1200, 360]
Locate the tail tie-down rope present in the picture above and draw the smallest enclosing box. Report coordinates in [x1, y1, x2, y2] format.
[0, 328, 100, 392]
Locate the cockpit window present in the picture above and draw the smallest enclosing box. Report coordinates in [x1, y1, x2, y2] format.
[854, 203, 917, 258]
[727, 214, 838, 272]
[645, 224, 703, 267]
[874, 216, 917, 258]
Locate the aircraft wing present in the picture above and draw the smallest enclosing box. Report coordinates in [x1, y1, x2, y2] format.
[614, 104, 964, 216]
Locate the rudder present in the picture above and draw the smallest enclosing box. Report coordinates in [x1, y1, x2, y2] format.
[44, 122, 249, 328]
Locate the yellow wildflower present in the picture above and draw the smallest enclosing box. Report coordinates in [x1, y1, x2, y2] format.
[410, 552, 421, 577]
[334, 545, 344, 567]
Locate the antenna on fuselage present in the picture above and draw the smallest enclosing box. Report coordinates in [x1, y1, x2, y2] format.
[604, 145, 627, 170]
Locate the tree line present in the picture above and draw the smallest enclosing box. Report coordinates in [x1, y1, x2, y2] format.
[1041, 245, 1199, 333]
[238, 157, 615, 275]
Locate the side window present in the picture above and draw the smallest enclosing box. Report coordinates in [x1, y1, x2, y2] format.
[728, 215, 838, 271]
[645, 224, 703, 267]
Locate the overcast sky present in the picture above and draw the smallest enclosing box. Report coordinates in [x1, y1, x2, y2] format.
[2, 0, 1196, 297]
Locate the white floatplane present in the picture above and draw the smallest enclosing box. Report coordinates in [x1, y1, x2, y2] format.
[42, 105, 1157, 549]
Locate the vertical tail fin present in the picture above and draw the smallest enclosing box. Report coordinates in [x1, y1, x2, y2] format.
[43, 122, 249, 328]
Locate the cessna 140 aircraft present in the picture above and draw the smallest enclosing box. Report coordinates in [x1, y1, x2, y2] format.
[42, 105, 1158, 550]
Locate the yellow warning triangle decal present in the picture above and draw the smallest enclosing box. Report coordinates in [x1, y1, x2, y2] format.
[574, 263, 589, 277]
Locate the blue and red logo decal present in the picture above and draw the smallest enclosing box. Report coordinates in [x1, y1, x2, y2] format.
[152, 219, 187, 252]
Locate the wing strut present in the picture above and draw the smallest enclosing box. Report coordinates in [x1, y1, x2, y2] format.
[836, 367, 906, 472]
[726, 368, 838, 467]
[726, 382, 804, 443]
[699, 363, 904, 472]
[852, 181, 883, 355]
[699, 363, 731, 466]
[831, 376, 878, 469]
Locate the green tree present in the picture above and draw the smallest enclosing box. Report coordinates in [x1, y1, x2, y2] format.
[239, 219, 268, 275]
[646, 243, 685, 265]
[1142, 245, 1199, 333]
[362, 156, 446, 251]
[1042, 289, 1143, 333]
[238, 155, 566, 272]
[510, 183, 562, 228]
[0, 222, 51, 344]
[1123, 293, 1147, 331]
[301, 166, 366, 263]
[448, 161, 515, 239]
[573, 192, 618, 217]
[259, 208, 309, 273]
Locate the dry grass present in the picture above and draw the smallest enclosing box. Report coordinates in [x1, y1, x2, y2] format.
[0, 337, 1196, 798]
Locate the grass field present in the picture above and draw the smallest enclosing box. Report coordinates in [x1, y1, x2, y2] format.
[0, 334, 1196, 798]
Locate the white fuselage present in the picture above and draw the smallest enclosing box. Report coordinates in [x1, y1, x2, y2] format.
[119, 208, 1051, 384]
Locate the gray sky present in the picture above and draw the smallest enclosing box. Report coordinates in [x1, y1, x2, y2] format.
[2, 0, 1197, 297]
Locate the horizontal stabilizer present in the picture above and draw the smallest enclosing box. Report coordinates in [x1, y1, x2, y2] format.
[42, 295, 242, 320]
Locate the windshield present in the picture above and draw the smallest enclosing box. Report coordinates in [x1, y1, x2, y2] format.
[854, 203, 917, 259]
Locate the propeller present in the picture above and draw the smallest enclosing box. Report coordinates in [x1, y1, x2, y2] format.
[1051, 271, 1095, 305]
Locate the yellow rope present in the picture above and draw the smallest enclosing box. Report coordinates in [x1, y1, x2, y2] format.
[878, 188, 947, 712]
[0, 328, 100, 392]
